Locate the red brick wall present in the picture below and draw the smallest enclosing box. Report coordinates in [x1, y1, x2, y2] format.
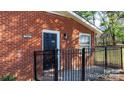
[0, 11, 94, 80]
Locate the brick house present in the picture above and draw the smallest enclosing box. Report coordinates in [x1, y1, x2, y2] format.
[0, 11, 102, 80]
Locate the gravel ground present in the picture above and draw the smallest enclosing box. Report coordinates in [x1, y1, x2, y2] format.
[86, 66, 124, 81]
[96, 70, 124, 81]
[37, 66, 124, 81]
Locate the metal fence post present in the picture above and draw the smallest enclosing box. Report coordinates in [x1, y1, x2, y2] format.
[105, 47, 107, 69]
[54, 49, 58, 81]
[82, 48, 85, 81]
[34, 51, 38, 81]
[121, 47, 123, 69]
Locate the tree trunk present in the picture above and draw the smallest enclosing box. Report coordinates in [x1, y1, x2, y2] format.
[103, 38, 105, 46]
[92, 12, 95, 25]
[112, 34, 116, 45]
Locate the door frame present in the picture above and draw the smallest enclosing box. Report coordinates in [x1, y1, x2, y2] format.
[42, 29, 60, 70]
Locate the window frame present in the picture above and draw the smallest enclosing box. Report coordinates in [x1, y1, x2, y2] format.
[79, 33, 91, 49]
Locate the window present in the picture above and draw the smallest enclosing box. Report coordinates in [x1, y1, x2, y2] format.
[79, 33, 91, 49]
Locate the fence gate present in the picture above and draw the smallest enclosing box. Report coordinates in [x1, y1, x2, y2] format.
[34, 49, 85, 81]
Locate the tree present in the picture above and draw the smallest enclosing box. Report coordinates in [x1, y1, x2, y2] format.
[75, 11, 96, 25]
[75, 11, 124, 45]
[99, 11, 124, 45]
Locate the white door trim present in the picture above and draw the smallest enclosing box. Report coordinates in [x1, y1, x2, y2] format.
[42, 29, 60, 70]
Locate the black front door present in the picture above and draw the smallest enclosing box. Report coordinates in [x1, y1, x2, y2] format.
[43, 33, 57, 70]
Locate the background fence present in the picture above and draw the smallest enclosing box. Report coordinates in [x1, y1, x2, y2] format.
[95, 46, 124, 69]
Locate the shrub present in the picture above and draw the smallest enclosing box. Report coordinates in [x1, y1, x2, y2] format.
[0, 74, 16, 81]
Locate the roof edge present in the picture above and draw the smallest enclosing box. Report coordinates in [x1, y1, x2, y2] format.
[66, 11, 103, 35]
[47, 11, 103, 35]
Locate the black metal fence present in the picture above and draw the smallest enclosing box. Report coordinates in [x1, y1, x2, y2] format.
[34, 46, 124, 81]
[95, 46, 123, 69]
[83, 46, 123, 81]
[34, 49, 85, 81]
